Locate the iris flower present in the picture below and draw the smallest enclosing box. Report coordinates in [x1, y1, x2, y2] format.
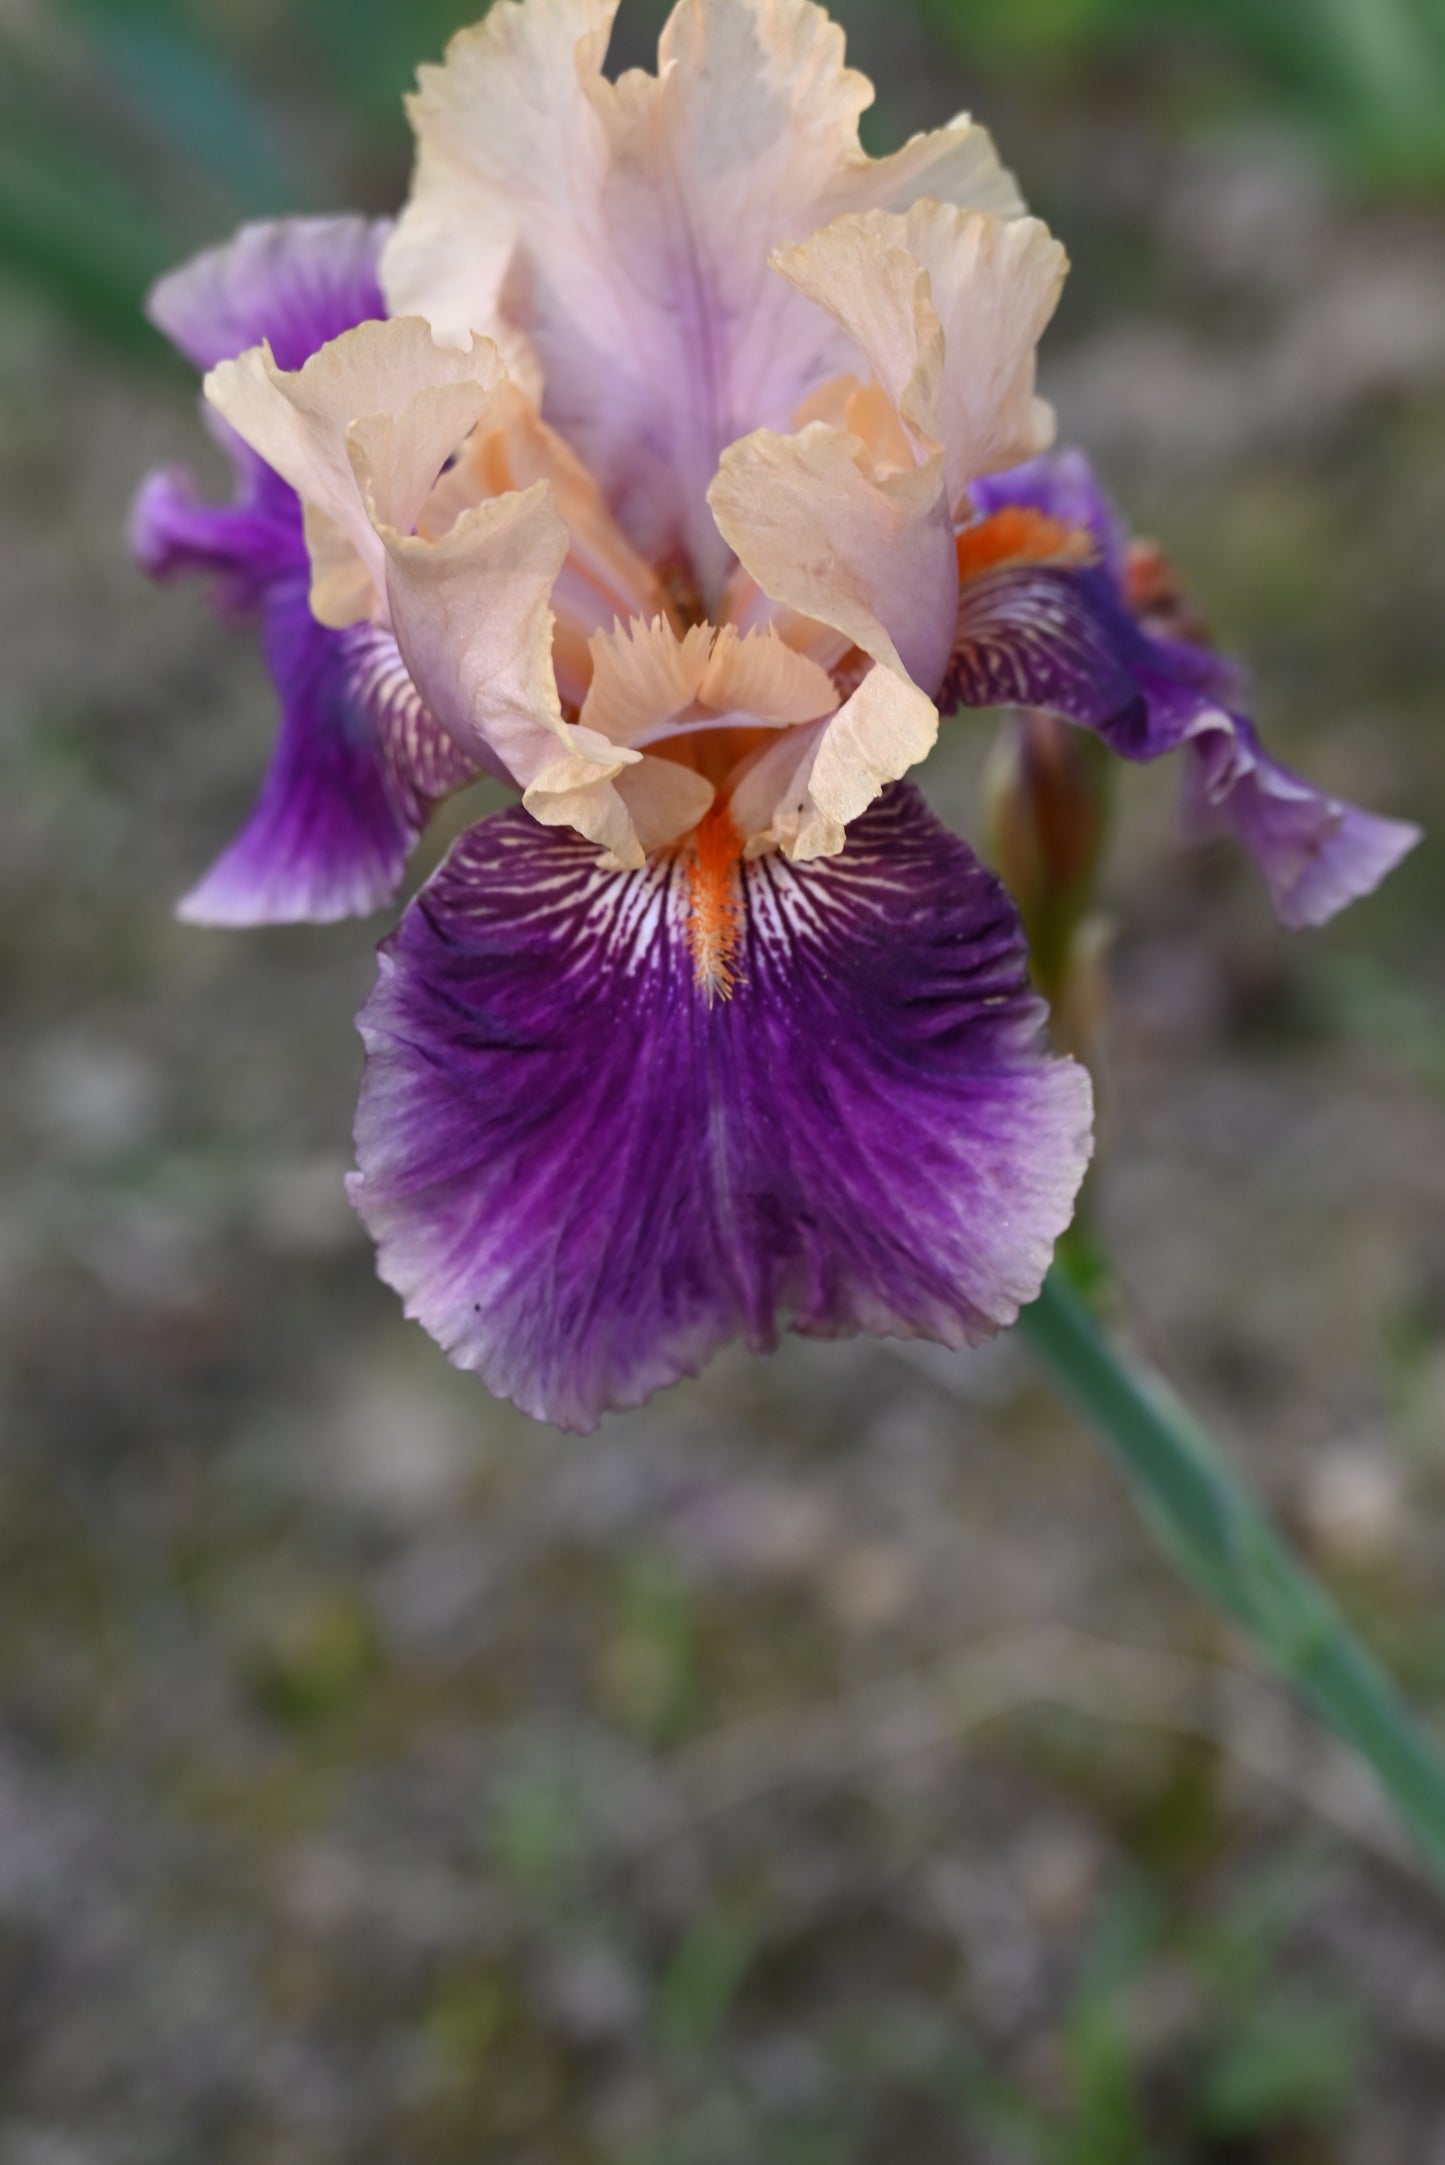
[135, 0, 1418, 1429]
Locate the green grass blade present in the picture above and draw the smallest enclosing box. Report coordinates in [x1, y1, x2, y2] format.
[1020, 1266, 1445, 1885]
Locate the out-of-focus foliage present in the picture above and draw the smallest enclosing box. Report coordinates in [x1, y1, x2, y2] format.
[0, 0, 470, 355]
[926, 0, 1445, 186]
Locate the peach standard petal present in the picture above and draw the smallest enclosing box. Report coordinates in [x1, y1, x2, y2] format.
[727, 664, 939, 860]
[206, 318, 511, 628]
[358, 474, 582, 794]
[414, 376, 672, 708]
[385, 0, 1026, 598]
[709, 421, 958, 694]
[775, 205, 1068, 514]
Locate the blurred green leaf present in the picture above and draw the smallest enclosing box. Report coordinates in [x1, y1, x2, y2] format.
[655, 1908, 757, 2054]
[1022, 1267, 1445, 1887]
[1200, 2000, 1360, 2135]
[67, 0, 300, 209]
[248, 1588, 382, 1727]
[488, 1771, 583, 1890]
[599, 1554, 698, 1742]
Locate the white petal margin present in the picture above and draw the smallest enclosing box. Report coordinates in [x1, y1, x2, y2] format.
[206, 318, 511, 628]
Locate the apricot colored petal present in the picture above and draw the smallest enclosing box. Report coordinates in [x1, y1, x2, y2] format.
[776, 206, 1065, 512]
[206, 319, 508, 625]
[386, 0, 1025, 593]
[710, 421, 957, 694]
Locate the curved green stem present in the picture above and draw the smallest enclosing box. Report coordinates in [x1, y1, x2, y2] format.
[1020, 1266, 1445, 1886]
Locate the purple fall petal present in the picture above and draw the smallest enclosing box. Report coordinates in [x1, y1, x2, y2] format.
[941, 560, 1220, 757]
[349, 783, 1093, 1432]
[137, 217, 474, 924]
[146, 214, 389, 373]
[131, 462, 293, 617]
[1183, 712, 1420, 930]
[955, 450, 1418, 924]
[179, 587, 474, 926]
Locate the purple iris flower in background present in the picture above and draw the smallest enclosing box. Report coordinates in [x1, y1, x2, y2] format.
[133, 0, 1418, 1431]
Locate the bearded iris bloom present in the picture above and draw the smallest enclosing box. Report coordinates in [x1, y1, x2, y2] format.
[135, 0, 1418, 1430]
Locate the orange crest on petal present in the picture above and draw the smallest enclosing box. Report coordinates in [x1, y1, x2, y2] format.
[954, 505, 1094, 588]
[684, 801, 746, 1004]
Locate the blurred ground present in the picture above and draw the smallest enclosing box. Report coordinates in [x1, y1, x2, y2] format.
[4, 2, 1445, 2160]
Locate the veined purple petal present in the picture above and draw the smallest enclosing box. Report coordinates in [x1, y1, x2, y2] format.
[940, 559, 1218, 757]
[138, 217, 475, 924]
[947, 451, 1418, 924]
[180, 578, 474, 926]
[349, 784, 1092, 1432]
[130, 462, 295, 617]
[1183, 711, 1420, 929]
[147, 214, 389, 374]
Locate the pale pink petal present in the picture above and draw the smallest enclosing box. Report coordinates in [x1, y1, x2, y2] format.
[206, 319, 509, 626]
[728, 665, 938, 860]
[362, 472, 575, 786]
[580, 616, 839, 751]
[612, 757, 718, 854]
[709, 421, 958, 694]
[775, 205, 1067, 512]
[385, 0, 1025, 597]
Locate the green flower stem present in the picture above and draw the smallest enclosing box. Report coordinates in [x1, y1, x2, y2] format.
[1020, 1265, 1445, 1885]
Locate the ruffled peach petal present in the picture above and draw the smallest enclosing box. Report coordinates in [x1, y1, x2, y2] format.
[303, 504, 379, 630]
[709, 421, 958, 695]
[774, 214, 944, 455]
[363, 475, 576, 789]
[421, 381, 665, 618]
[842, 114, 1023, 222]
[383, 0, 618, 349]
[728, 664, 938, 860]
[206, 320, 509, 628]
[580, 618, 718, 749]
[699, 623, 839, 729]
[580, 615, 839, 753]
[901, 201, 1065, 505]
[411, 376, 671, 709]
[792, 374, 917, 476]
[386, 0, 1026, 595]
[520, 734, 649, 869]
[364, 447, 676, 870]
[613, 757, 718, 854]
[776, 206, 1066, 514]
